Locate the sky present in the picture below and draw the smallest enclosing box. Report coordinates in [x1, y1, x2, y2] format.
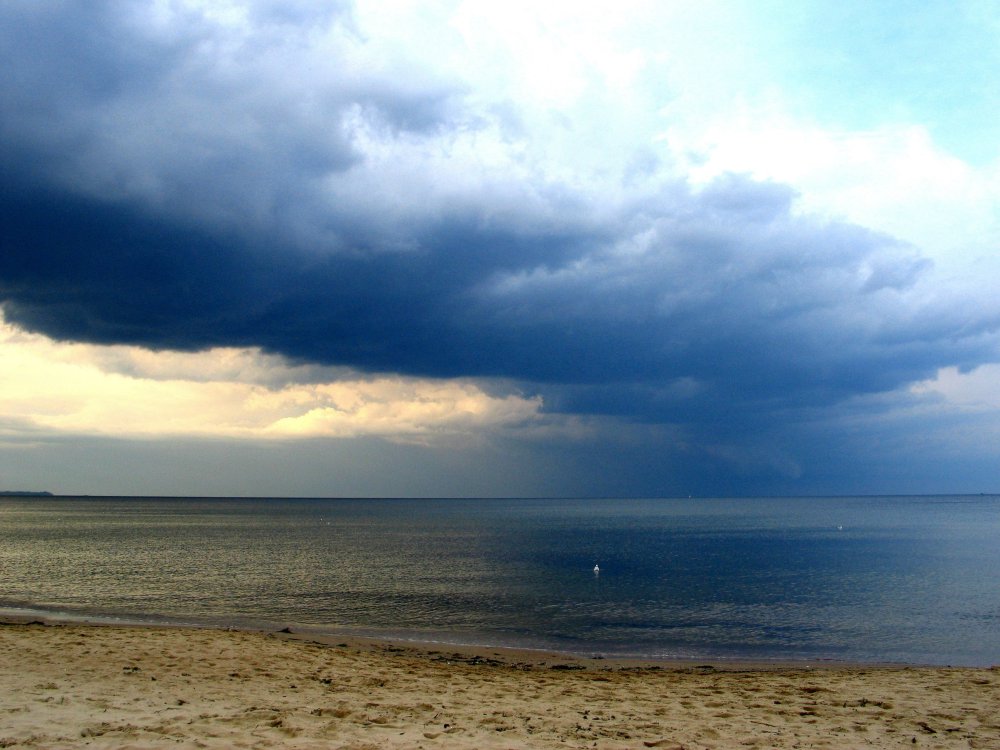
[2, 0, 999, 497]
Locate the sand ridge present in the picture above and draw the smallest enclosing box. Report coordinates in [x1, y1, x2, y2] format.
[1, 621, 998, 748]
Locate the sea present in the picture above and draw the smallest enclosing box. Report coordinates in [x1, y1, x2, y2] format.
[1, 495, 998, 666]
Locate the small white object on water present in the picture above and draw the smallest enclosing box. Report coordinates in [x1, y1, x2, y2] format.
[593, 564, 600, 573]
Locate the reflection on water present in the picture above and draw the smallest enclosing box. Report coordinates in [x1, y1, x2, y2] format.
[1, 495, 998, 665]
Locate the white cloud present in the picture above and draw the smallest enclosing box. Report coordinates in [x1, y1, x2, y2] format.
[912, 364, 1000, 411]
[665, 108, 1000, 281]
[412, 0, 1000, 288]
[0, 318, 542, 441]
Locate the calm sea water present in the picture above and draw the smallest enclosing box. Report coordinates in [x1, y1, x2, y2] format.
[1, 495, 998, 665]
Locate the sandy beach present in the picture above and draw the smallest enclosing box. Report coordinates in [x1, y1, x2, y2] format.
[1, 620, 997, 749]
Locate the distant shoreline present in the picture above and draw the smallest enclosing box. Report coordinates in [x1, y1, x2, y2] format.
[1, 492, 997, 500]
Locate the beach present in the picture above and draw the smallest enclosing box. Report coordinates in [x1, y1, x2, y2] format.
[1, 620, 997, 749]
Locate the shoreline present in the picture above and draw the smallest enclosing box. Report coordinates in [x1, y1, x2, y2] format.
[1, 613, 875, 673]
[0, 607, 936, 672]
[2, 617, 999, 748]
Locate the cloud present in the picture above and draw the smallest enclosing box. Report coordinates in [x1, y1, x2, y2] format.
[0, 0, 461, 245]
[0, 318, 542, 441]
[9, 161, 993, 421]
[912, 364, 1000, 411]
[670, 114, 1000, 279]
[2, 1, 1000, 492]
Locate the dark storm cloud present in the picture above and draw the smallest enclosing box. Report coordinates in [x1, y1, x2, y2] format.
[0, 1, 460, 243]
[2, 0, 999, 446]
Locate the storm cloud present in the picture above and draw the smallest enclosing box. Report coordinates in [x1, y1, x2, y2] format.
[2, 1, 999, 493]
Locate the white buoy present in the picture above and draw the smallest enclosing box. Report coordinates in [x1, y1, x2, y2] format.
[593, 564, 600, 573]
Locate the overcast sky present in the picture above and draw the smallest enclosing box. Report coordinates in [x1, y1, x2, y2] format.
[2, 0, 999, 497]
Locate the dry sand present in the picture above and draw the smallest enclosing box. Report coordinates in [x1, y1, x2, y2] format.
[1, 620, 998, 749]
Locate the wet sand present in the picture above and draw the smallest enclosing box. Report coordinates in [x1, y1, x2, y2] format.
[1, 619, 998, 748]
